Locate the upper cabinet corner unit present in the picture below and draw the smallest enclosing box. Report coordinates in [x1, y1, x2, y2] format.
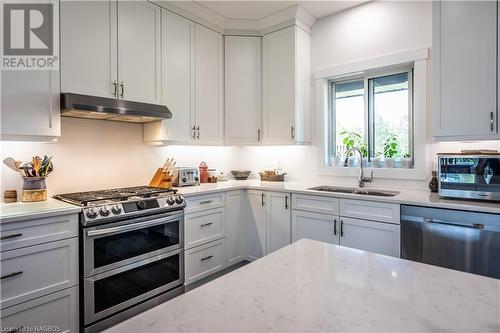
[144, 10, 224, 144]
[432, 0, 499, 141]
[61, 0, 161, 104]
[262, 25, 311, 145]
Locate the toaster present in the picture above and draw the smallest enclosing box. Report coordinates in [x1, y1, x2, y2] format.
[172, 167, 200, 187]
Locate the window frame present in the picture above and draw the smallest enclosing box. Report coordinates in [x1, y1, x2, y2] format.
[328, 65, 414, 167]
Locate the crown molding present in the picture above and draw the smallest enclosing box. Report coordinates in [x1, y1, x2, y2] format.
[151, 1, 316, 36]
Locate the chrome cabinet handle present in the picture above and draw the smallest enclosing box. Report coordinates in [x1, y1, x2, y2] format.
[340, 220, 344, 237]
[1, 271, 23, 279]
[334, 219, 337, 236]
[200, 222, 213, 227]
[201, 255, 213, 261]
[120, 81, 124, 98]
[200, 200, 213, 205]
[291, 126, 295, 139]
[285, 195, 289, 210]
[257, 129, 261, 142]
[112, 80, 117, 97]
[197, 126, 200, 140]
[1, 233, 23, 240]
[490, 112, 494, 132]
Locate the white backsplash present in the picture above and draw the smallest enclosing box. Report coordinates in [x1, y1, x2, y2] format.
[2, 117, 500, 200]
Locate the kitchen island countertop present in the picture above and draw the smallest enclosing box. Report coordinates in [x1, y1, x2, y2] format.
[105, 239, 500, 333]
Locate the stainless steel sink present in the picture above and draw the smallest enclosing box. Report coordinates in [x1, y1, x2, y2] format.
[308, 185, 399, 197]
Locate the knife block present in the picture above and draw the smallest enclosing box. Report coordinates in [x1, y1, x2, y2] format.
[149, 168, 173, 189]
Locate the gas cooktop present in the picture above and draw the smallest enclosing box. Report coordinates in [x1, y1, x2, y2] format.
[54, 186, 185, 225]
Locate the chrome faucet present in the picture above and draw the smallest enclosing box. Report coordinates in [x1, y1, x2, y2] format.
[344, 147, 374, 187]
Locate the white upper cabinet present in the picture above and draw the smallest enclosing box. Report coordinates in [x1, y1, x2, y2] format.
[117, 1, 161, 104]
[262, 25, 311, 144]
[433, 1, 498, 140]
[1, 71, 60, 140]
[144, 18, 223, 144]
[224, 36, 262, 144]
[194, 24, 224, 144]
[61, 0, 117, 98]
[61, 1, 161, 104]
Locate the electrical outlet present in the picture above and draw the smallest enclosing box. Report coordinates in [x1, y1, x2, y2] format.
[276, 161, 283, 170]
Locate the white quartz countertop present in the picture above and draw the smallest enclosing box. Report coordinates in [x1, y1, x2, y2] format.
[176, 180, 500, 214]
[106, 239, 500, 333]
[0, 198, 81, 223]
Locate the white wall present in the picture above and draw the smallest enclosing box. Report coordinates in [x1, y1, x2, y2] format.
[2, 1, 500, 200]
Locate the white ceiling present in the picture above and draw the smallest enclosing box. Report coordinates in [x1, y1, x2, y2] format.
[194, 1, 367, 20]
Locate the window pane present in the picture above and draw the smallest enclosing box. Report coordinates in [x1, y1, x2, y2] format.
[334, 80, 365, 158]
[371, 72, 410, 160]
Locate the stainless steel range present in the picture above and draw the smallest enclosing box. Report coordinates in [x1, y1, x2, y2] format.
[54, 186, 186, 333]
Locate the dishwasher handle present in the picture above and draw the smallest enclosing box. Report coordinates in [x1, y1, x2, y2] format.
[404, 217, 485, 230]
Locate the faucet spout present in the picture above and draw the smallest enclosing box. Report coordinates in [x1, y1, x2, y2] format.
[344, 147, 374, 187]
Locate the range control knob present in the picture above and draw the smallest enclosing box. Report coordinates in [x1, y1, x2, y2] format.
[166, 197, 175, 206]
[86, 208, 98, 219]
[181, 177, 187, 183]
[100, 206, 111, 216]
[194, 176, 199, 182]
[111, 205, 122, 214]
[137, 200, 147, 210]
[175, 195, 184, 204]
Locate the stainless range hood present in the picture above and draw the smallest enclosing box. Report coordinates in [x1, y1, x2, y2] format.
[60, 93, 172, 123]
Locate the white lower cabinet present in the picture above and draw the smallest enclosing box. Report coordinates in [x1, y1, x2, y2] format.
[339, 217, 400, 257]
[292, 210, 338, 245]
[185, 208, 225, 249]
[185, 239, 226, 285]
[0, 286, 79, 333]
[0, 213, 79, 331]
[246, 190, 291, 260]
[292, 196, 401, 258]
[225, 191, 247, 265]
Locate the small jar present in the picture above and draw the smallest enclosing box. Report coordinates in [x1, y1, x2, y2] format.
[22, 177, 47, 202]
[199, 162, 209, 183]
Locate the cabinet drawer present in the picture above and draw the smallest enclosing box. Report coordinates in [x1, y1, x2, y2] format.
[0, 286, 79, 333]
[185, 193, 225, 214]
[185, 239, 226, 285]
[1, 238, 78, 309]
[1, 214, 78, 252]
[340, 199, 400, 224]
[185, 207, 225, 249]
[293, 194, 339, 215]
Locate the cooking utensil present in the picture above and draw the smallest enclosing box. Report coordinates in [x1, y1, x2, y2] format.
[3, 158, 20, 173]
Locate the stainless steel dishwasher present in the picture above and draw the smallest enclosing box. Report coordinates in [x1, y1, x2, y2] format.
[401, 205, 500, 279]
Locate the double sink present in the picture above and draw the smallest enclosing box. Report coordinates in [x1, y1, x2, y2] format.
[308, 185, 399, 197]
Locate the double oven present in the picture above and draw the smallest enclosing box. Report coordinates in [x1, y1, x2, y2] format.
[82, 209, 184, 331]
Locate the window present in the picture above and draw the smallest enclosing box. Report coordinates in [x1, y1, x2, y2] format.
[329, 68, 413, 168]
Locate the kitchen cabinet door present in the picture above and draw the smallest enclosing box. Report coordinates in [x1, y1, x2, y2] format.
[246, 191, 267, 260]
[433, 1, 498, 140]
[60, 0, 117, 98]
[262, 26, 311, 144]
[266, 192, 291, 254]
[117, 1, 161, 104]
[226, 191, 247, 266]
[194, 24, 224, 144]
[144, 9, 194, 142]
[224, 36, 262, 144]
[291, 210, 338, 245]
[339, 217, 400, 257]
[1, 70, 60, 140]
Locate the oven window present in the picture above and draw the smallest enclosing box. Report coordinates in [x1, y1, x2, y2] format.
[94, 221, 179, 268]
[94, 254, 180, 313]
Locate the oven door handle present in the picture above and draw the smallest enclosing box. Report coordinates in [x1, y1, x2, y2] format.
[87, 216, 177, 237]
